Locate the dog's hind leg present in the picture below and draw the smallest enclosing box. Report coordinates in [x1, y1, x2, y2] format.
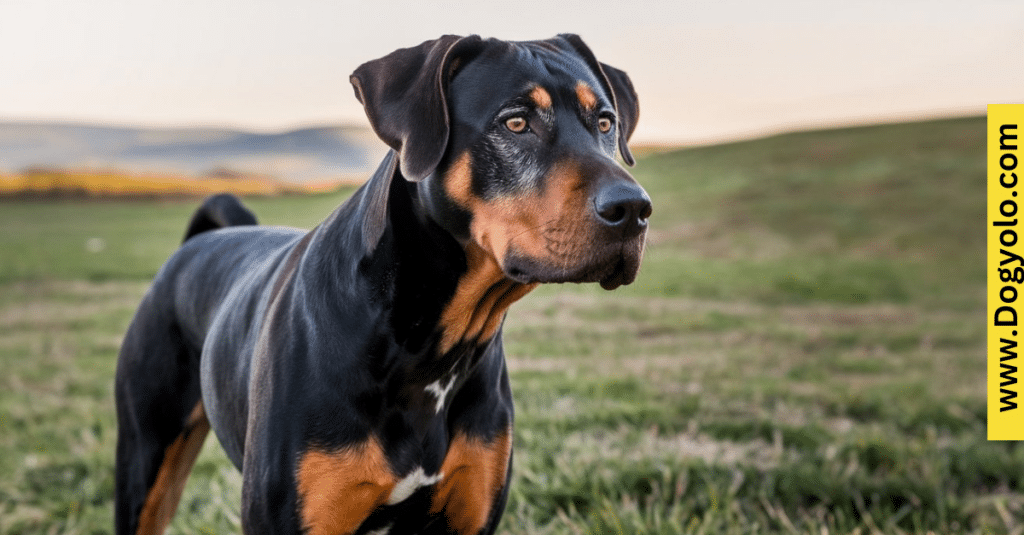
[114, 300, 208, 535]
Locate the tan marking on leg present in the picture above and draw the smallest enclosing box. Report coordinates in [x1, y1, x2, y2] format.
[296, 436, 397, 535]
[575, 81, 598, 111]
[430, 428, 512, 534]
[136, 402, 209, 535]
[529, 85, 552, 110]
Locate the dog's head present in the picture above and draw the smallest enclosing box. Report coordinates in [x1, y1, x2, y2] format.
[351, 35, 650, 290]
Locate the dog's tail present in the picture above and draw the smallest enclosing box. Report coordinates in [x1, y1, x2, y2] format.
[182, 193, 258, 243]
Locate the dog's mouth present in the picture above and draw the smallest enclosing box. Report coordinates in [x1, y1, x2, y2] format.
[502, 238, 644, 291]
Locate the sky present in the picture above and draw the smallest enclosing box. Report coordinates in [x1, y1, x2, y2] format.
[2, 0, 1022, 144]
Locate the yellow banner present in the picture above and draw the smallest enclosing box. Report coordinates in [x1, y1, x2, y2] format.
[989, 104, 1024, 440]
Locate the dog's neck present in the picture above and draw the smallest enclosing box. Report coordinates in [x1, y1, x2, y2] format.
[435, 242, 536, 354]
[312, 155, 535, 364]
[395, 175, 537, 358]
[305, 157, 534, 427]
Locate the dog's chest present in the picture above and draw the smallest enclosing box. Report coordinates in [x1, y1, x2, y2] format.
[422, 372, 459, 414]
[297, 425, 511, 535]
[387, 466, 443, 505]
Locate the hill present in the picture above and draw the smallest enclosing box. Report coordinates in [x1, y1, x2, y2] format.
[0, 122, 388, 184]
[625, 115, 984, 308]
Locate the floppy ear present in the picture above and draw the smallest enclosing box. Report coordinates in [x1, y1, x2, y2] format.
[350, 35, 484, 181]
[557, 34, 640, 166]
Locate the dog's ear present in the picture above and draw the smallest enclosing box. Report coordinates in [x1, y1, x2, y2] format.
[351, 35, 485, 181]
[557, 34, 640, 166]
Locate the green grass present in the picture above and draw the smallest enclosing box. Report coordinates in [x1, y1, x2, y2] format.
[0, 116, 1013, 534]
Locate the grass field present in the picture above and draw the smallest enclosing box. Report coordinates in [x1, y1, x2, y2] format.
[0, 116, 1014, 534]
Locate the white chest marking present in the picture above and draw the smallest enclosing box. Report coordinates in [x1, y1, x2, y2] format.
[387, 467, 443, 505]
[424, 373, 458, 413]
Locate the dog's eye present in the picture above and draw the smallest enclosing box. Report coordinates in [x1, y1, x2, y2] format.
[597, 116, 613, 134]
[505, 116, 528, 133]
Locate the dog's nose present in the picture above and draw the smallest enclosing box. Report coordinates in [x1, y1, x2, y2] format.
[593, 182, 652, 234]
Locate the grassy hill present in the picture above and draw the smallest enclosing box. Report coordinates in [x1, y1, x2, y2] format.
[0, 116, 1008, 534]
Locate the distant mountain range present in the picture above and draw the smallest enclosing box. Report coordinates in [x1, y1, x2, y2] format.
[0, 122, 389, 183]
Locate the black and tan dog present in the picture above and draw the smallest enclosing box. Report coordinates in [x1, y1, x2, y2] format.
[114, 34, 651, 535]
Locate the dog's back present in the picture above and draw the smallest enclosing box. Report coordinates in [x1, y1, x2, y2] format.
[114, 194, 300, 535]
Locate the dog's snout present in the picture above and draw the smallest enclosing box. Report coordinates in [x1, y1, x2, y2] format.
[593, 182, 652, 233]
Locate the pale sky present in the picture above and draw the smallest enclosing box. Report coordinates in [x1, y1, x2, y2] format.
[2, 0, 1022, 144]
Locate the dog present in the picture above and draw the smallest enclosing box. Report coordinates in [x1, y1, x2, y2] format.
[115, 34, 651, 535]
